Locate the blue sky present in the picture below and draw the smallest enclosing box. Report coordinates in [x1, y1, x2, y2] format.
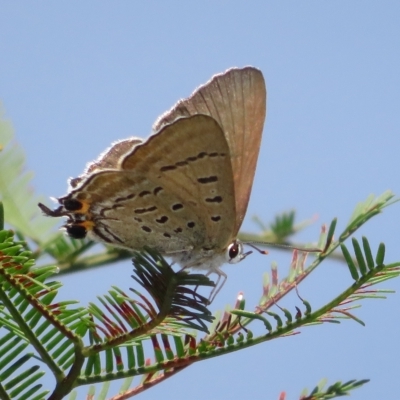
[1, 2, 400, 399]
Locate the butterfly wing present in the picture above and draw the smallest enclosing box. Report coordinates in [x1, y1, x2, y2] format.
[64, 115, 236, 254]
[69, 138, 143, 189]
[154, 67, 267, 234]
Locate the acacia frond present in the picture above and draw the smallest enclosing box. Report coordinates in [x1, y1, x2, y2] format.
[299, 377, 370, 400]
[0, 227, 87, 399]
[1, 120, 399, 399]
[0, 219, 216, 399]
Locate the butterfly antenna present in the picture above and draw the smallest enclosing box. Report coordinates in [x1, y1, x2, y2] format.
[244, 241, 321, 254]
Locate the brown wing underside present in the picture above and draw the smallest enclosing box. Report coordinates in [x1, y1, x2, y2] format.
[69, 115, 237, 253]
[70, 138, 143, 189]
[154, 67, 267, 233]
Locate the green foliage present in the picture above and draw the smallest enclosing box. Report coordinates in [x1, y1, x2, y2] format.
[2, 197, 398, 399]
[0, 227, 214, 399]
[1, 113, 399, 399]
[0, 108, 57, 244]
[299, 378, 370, 400]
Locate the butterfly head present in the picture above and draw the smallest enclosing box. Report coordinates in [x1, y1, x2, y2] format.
[172, 239, 253, 303]
[225, 241, 252, 264]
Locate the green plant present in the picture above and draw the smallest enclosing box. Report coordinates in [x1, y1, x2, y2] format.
[1, 115, 399, 400]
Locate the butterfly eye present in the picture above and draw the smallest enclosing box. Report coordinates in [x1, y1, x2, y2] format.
[226, 241, 244, 264]
[66, 224, 87, 239]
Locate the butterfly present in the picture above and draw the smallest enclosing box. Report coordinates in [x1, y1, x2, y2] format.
[39, 66, 267, 300]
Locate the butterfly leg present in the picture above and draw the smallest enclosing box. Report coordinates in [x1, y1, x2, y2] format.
[206, 267, 227, 304]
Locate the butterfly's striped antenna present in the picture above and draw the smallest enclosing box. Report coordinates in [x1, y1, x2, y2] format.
[245, 241, 322, 254]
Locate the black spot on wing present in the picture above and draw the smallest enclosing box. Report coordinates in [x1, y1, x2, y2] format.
[205, 196, 223, 203]
[115, 193, 136, 202]
[153, 187, 163, 195]
[160, 165, 177, 172]
[161, 152, 226, 175]
[135, 206, 157, 214]
[66, 224, 87, 239]
[63, 199, 83, 211]
[197, 176, 218, 184]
